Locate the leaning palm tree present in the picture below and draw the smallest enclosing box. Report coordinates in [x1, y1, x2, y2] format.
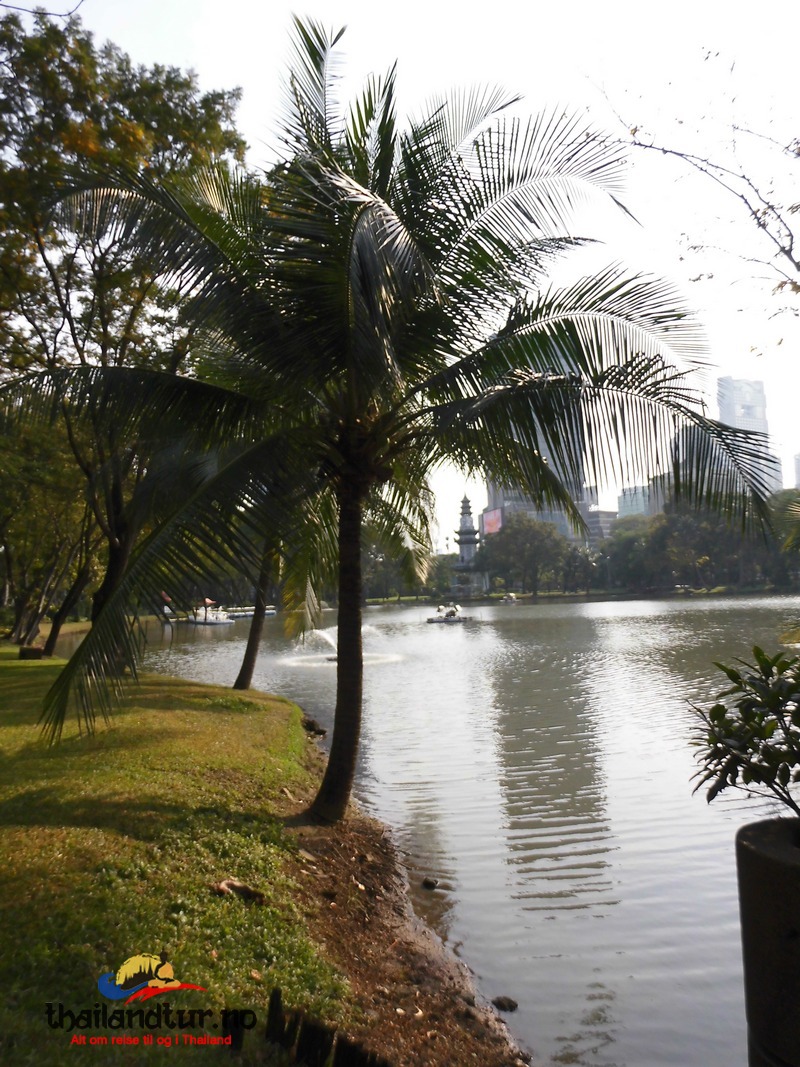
[32, 18, 776, 823]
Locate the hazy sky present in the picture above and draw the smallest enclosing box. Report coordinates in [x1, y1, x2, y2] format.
[52, 0, 800, 545]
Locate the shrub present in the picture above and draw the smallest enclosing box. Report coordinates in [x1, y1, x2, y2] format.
[692, 646, 800, 816]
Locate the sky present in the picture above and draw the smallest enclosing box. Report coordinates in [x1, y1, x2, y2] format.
[44, 0, 800, 549]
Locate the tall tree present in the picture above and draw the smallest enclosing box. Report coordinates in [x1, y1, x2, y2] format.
[0, 423, 100, 644]
[477, 514, 569, 595]
[0, 11, 245, 621]
[30, 19, 777, 823]
[561, 544, 598, 595]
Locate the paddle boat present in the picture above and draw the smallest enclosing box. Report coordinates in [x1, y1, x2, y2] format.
[427, 603, 472, 624]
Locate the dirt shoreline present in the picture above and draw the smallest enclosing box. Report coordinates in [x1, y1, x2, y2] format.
[283, 784, 530, 1067]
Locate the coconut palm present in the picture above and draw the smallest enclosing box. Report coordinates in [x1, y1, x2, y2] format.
[28, 17, 777, 823]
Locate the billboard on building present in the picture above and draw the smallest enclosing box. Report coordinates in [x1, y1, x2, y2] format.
[482, 508, 503, 535]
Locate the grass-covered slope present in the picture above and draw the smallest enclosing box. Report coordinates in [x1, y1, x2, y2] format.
[0, 645, 347, 1065]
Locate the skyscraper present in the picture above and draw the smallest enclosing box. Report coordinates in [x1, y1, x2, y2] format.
[481, 480, 616, 547]
[717, 377, 769, 435]
[716, 377, 783, 494]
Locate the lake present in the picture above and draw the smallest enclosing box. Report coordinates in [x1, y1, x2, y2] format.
[128, 595, 800, 1065]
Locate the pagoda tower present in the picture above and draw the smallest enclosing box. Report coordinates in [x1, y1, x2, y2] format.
[455, 496, 479, 565]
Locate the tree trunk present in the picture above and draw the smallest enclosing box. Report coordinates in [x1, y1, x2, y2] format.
[91, 538, 130, 623]
[309, 484, 364, 824]
[43, 565, 93, 656]
[233, 550, 274, 690]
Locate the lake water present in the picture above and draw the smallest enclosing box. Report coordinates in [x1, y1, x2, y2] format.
[125, 595, 800, 1065]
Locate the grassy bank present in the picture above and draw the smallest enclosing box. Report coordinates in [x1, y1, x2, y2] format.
[0, 645, 347, 1065]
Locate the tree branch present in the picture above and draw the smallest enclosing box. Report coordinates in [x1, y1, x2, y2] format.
[0, 0, 85, 17]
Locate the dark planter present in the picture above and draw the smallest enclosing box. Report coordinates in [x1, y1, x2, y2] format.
[18, 645, 44, 659]
[737, 817, 800, 1067]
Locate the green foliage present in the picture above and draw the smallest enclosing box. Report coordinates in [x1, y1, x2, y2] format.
[477, 513, 569, 594]
[600, 501, 791, 593]
[561, 543, 598, 594]
[429, 554, 458, 599]
[0, 423, 102, 643]
[773, 489, 800, 555]
[0, 9, 245, 375]
[692, 646, 800, 815]
[0, 10, 248, 630]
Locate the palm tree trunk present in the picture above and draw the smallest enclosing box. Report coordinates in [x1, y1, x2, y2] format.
[233, 549, 273, 690]
[309, 483, 364, 824]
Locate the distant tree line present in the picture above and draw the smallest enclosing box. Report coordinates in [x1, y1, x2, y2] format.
[473, 496, 799, 597]
[600, 495, 797, 594]
[475, 513, 592, 595]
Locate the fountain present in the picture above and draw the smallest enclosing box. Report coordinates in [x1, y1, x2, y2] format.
[285, 626, 400, 668]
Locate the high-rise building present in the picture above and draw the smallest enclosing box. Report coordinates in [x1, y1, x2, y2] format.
[717, 377, 769, 435]
[481, 434, 589, 542]
[483, 480, 577, 541]
[617, 486, 651, 517]
[481, 481, 616, 548]
[716, 376, 783, 495]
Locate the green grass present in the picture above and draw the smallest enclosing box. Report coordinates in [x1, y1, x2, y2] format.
[0, 645, 347, 1065]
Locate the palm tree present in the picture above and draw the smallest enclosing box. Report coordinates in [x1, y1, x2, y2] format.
[28, 17, 777, 823]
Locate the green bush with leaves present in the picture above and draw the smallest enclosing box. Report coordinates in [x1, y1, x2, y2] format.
[692, 646, 800, 815]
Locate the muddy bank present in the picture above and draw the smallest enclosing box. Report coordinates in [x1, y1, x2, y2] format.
[284, 801, 530, 1067]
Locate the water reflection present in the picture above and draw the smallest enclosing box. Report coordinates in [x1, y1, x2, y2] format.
[62, 595, 800, 1066]
[486, 615, 614, 917]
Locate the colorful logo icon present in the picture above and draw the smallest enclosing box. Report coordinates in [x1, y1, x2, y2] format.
[98, 952, 206, 1004]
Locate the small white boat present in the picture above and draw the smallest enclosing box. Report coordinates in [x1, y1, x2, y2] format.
[176, 600, 235, 625]
[427, 603, 472, 624]
[224, 605, 277, 619]
[177, 610, 235, 626]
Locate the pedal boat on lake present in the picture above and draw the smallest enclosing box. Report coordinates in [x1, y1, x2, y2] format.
[175, 598, 235, 625]
[427, 603, 472, 624]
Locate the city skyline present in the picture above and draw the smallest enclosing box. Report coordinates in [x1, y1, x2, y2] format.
[450, 372, 788, 556]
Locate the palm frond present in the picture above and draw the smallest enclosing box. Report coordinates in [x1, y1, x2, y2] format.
[467, 110, 631, 240]
[388, 85, 518, 231]
[0, 365, 277, 452]
[344, 198, 429, 394]
[280, 489, 339, 639]
[427, 356, 773, 532]
[422, 264, 708, 408]
[345, 64, 398, 195]
[383, 107, 629, 293]
[417, 84, 522, 158]
[279, 16, 347, 155]
[40, 430, 324, 741]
